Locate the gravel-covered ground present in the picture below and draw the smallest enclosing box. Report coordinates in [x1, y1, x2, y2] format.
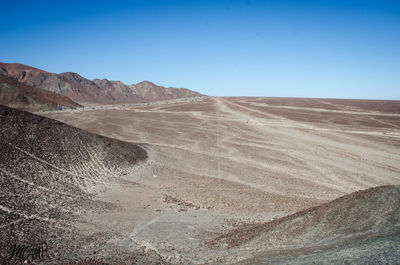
[0, 105, 154, 264]
[1, 96, 400, 264]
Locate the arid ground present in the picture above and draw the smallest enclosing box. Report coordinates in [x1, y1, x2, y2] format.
[34, 96, 400, 263]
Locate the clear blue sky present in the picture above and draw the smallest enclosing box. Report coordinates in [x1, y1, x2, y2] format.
[1, 0, 399, 99]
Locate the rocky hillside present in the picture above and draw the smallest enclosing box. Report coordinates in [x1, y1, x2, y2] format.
[0, 62, 203, 104]
[0, 105, 149, 264]
[0, 74, 81, 111]
[209, 185, 400, 264]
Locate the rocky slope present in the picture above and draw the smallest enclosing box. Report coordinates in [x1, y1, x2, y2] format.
[209, 185, 400, 264]
[0, 62, 203, 104]
[0, 105, 157, 264]
[0, 74, 81, 111]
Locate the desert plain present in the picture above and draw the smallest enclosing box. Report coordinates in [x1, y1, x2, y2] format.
[40, 96, 400, 264]
[1, 96, 400, 264]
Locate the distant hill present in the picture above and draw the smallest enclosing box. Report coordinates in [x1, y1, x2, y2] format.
[0, 73, 81, 111]
[0, 62, 203, 104]
[130, 80, 204, 101]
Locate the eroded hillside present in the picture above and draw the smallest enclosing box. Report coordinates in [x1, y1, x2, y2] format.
[0, 105, 156, 264]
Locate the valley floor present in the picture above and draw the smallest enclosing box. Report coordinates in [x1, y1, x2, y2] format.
[38, 96, 400, 263]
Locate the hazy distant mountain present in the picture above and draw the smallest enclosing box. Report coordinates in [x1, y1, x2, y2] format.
[130, 80, 204, 101]
[0, 73, 81, 111]
[0, 62, 203, 104]
[92, 78, 144, 102]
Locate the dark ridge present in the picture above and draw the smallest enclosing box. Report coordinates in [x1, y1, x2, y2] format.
[209, 185, 400, 249]
[208, 185, 400, 263]
[0, 105, 148, 264]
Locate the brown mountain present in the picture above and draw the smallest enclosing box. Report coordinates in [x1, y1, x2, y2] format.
[0, 62, 203, 104]
[92, 78, 144, 102]
[129, 81, 203, 101]
[0, 73, 81, 111]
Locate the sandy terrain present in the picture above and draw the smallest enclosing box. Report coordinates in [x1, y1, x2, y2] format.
[35, 96, 400, 263]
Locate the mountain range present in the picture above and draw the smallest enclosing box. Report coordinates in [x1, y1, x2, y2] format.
[0, 62, 203, 107]
[0, 74, 82, 111]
